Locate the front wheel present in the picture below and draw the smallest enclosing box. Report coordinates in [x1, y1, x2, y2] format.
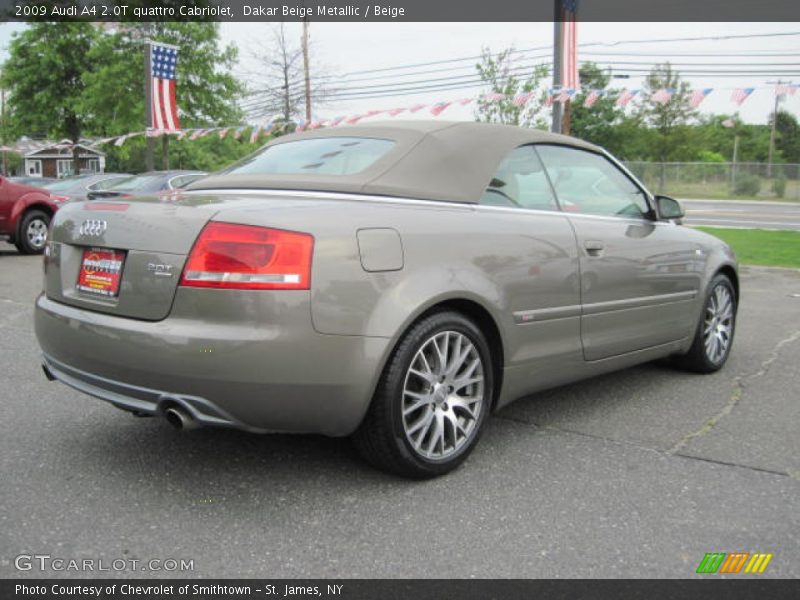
[15, 209, 50, 254]
[353, 311, 494, 478]
[673, 274, 737, 373]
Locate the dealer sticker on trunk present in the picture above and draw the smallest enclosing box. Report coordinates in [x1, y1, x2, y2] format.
[76, 248, 125, 297]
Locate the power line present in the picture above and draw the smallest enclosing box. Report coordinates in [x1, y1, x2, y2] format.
[332, 31, 800, 78]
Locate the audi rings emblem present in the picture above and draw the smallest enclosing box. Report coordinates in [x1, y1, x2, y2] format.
[79, 219, 108, 237]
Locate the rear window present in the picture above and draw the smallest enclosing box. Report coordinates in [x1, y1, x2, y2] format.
[106, 175, 166, 192]
[87, 176, 130, 191]
[223, 137, 395, 176]
[42, 176, 92, 191]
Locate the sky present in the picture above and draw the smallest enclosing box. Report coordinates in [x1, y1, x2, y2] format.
[1, 21, 798, 130]
[222, 21, 799, 125]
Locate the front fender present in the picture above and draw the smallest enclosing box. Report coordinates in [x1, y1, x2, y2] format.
[10, 192, 57, 233]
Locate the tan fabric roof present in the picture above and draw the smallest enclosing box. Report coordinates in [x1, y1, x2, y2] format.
[187, 120, 603, 204]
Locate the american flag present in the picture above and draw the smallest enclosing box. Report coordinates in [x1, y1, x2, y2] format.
[149, 43, 180, 131]
[387, 108, 407, 116]
[329, 115, 347, 126]
[775, 83, 797, 96]
[233, 127, 245, 140]
[250, 126, 262, 142]
[544, 90, 555, 107]
[512, 92, 534, 107]
[430, 101, 452, 116]
[616, 89, 639, 107]
[481, 92, 506, 102]
[559, 0, 579, 91]
[731, 88, 754, 106]
[409, 104, 427, 113]
[217, 128, 229, 139]
[457, 97, 474, 106]
[651, 88, 674, 105]
[583, 89, 602, 108]
[556, 88, 575, 103]
[689, 88, 713, 108]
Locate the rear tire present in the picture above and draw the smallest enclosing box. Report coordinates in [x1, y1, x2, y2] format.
[672, 274, 737, 373]
[15, 210, 50, 254]
[353, 311, 494, 479]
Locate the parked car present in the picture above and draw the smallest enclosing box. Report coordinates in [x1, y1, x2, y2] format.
[35, 122, 738, 478]
[0, 176, 63, 253]
[8, 176, 58, 186]
[86, 170, 207, 200]
[41, 173, 132, 203]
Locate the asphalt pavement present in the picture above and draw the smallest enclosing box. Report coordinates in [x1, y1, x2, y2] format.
[0, 242, 798, 579]
[681, 199, 800, 230]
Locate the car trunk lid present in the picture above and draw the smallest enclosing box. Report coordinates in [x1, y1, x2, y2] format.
[44, 196, 222, 321]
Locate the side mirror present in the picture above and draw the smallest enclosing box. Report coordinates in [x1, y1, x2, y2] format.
[655, 195, 684, 220]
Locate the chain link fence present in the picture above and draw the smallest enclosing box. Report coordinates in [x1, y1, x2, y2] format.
[622, 162, 800, 201]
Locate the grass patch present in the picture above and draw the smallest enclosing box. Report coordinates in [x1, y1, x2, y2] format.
[695, 227, 800, 268]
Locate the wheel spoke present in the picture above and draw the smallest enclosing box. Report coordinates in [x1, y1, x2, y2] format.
[453, 376, 483, 392]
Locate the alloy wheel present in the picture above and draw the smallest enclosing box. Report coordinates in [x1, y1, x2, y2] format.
[26, 218, 48, 251]
[703, 283, 734, 364]
[401, 331, 485, 461]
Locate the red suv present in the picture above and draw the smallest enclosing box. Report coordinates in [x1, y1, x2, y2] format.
[0, 176, 62, 254]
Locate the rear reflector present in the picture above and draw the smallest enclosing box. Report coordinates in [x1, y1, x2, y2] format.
[179, 222, 314, 290]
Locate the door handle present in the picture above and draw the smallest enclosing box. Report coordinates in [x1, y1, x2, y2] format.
[584, 240, 605, 256]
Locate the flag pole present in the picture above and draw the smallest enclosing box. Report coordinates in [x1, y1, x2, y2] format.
[144, 40, 154, 171]
[551, 0, 563, 134]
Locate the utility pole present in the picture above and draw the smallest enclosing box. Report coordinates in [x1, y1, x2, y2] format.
[144, 38, 154, 171]
[1, 88, 7, 177]
[302, 19, 312, 122]
[551, 2, 563, 134]
[766, 79, 790, 177]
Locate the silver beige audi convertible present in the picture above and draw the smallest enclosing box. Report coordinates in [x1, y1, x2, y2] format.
[35, 121, 738, 478]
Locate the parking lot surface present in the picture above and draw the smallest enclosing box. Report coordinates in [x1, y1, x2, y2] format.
[1, 241, 798, 578]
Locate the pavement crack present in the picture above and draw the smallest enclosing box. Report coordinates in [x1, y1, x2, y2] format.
[745, 328, 800, 381]
[668, 329, 800, 455]
[494, 414, 663, 455]
[495, 414, 795, 480]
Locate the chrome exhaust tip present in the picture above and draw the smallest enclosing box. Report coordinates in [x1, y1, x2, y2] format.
[164, 406, 200, 431]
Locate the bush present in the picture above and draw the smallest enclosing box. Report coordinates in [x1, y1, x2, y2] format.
[772, 175, 787, 198]
[733, 174, 761, 196]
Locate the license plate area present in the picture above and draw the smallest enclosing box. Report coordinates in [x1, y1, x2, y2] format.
[76, 248, 126, 298]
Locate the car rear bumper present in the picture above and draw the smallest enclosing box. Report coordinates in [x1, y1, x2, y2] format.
[34, 291, 391, 436]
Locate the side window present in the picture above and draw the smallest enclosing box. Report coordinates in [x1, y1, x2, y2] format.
[480, 145, 558, 211]
[535, 145, 650, 218]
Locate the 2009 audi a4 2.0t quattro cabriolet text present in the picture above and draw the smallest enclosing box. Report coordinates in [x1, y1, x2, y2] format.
[35, 121, 738, 478]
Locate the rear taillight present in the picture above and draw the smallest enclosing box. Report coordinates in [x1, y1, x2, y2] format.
[50, 194, 70, 203]
[180, 222, 314, 290]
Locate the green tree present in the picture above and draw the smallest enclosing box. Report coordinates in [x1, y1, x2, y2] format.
[83, 22, 242, 136]
[83, 23, 242, 172]
[569, 62, 648, 159]
[773, 110, 800, 163]
[1, 22, 102, 165]
[474, 47, 549, 128]
[637, 63, 696, 163]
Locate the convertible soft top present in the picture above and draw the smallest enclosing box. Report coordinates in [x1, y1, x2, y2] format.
[187, 121, 603, 204]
